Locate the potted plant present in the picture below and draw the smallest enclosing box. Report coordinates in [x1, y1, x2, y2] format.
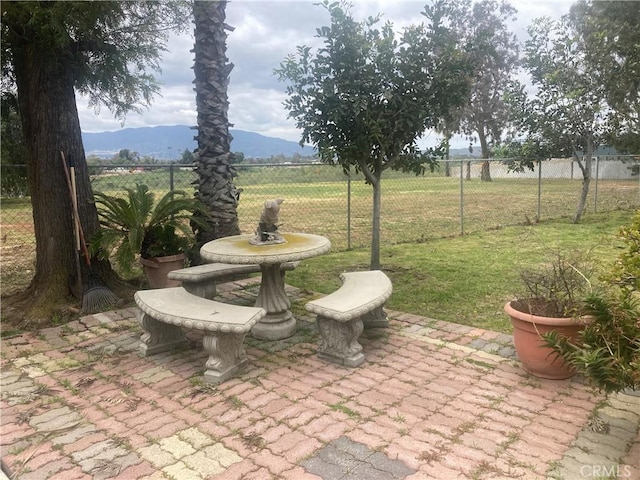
[91, 183, 204, 288]
[543, 212, 640, 392]
[504, 251, 595, 379]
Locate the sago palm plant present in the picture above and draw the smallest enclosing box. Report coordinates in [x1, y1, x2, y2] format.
[91, 183, 204, 275]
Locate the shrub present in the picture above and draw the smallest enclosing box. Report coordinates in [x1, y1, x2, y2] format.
[544, 211, 640, 393]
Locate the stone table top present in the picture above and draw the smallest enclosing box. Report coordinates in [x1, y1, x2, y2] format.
[200, 233, 331, 265]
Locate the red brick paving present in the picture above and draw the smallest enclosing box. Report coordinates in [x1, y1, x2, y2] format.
[2, 284, 637, 480]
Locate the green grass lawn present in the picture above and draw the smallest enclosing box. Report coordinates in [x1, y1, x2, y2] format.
[286, 209, 635, 334]
[2, 163, 637, 334]
[4, 164, 638, 252]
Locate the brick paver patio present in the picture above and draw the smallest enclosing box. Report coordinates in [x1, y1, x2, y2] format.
[1, 278, 638, 479]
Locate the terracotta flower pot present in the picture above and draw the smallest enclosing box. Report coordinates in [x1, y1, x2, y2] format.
[140, 253, 186, 289]
[504, 300, 587, 380]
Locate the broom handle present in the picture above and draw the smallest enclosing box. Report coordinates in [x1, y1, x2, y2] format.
[70, 168, 81, 253]
[60, 152, 91, 266]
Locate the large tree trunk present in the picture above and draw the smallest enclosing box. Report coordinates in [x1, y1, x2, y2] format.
[478, 129, 492, 182]
[444, 133, 451, 177]
[480, 161, 492, 182]
[10, 32, 115, 324]
[192, 0, 241, 258]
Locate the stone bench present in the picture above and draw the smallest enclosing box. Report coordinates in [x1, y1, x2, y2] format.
[134, 287, 266, 384]
[305, 270, 393, 367]
[167, 261, 299, 299]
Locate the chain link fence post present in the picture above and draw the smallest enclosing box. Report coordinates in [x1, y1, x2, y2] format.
[169, 162, 175, 192]
[537, 159, 542, 221]
[594, 156, 599, 213]
[459, 159, 464, 235]
[347, 169, 352, 250]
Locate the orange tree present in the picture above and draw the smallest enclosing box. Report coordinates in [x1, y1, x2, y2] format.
[275, 0, 473, 269]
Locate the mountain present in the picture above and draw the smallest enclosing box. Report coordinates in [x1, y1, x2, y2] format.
[447, 148, 481, 158]
[81, 125, 313, 160]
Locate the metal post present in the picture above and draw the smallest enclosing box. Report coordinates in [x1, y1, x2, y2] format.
[460, 159, 464, 235]
[168, 163, 176, 223]
[537, 159, 542, 221]
[347, 170, 352, 250]
[594, 156, 599, 213]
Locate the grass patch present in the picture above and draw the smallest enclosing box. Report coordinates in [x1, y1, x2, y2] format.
[4, 165, 637, 252]
[225, 395, 245, 409]
[1, 166, 635, 335]
[465, 358, 495, 370]
[329, 401, 361, 419]
[287, 210, 634, 333]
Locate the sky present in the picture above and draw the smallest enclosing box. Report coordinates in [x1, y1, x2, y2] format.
[77, 0, 577, 149]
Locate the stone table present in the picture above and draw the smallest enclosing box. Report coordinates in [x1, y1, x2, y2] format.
[201, 233, 331, 340]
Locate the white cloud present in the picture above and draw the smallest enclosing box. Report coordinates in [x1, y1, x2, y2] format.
[78, 0, 575, 148]
[229, 86, 299, 139]
[78, 84, 197, 132]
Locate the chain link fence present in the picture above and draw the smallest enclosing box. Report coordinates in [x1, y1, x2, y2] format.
[2, 156, 639, 256]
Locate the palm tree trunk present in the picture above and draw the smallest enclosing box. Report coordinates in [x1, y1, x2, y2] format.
[192, 0, 241, 256]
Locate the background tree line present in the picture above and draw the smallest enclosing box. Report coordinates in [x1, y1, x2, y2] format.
[275, 0, 639, 267]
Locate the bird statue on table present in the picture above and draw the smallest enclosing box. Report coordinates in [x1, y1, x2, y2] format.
[250, 198, 286, 245]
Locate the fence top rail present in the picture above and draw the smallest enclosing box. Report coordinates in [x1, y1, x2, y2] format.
[4, 154, 639, 172]
[441, 155, 639, 163]
[83, 162, 326, 169]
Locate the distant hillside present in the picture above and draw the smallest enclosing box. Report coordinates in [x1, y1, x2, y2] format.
[81, 125, 313, 160]
[448, 148, 480, 158]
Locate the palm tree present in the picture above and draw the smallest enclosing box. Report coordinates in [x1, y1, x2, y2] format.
[191, 0, 241, 255]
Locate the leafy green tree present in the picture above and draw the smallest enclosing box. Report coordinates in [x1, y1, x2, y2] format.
[569, 1, 640, 153]
[1, 1, 190, 324]
[179, 148, 195, 165]
[0, 93, 28, 196]
[191, 0, 241, 256]
[232, 152, 245, 164]
[276, 0, 472, 269]
[85, 155, 105, 166]
[113, 149, 141, 164]
[514, 14, 610, 223]
[450, 0, 520, 181]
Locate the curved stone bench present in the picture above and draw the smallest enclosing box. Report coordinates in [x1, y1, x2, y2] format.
[167, 261, 299, 299]
[134, 287, 266, 384]
[305, 270, 393, 367]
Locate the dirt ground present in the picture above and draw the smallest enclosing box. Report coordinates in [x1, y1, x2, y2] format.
[1, 243, 35, 296]
[1, 244, 37, 333]
[1, 244, 138, 333]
